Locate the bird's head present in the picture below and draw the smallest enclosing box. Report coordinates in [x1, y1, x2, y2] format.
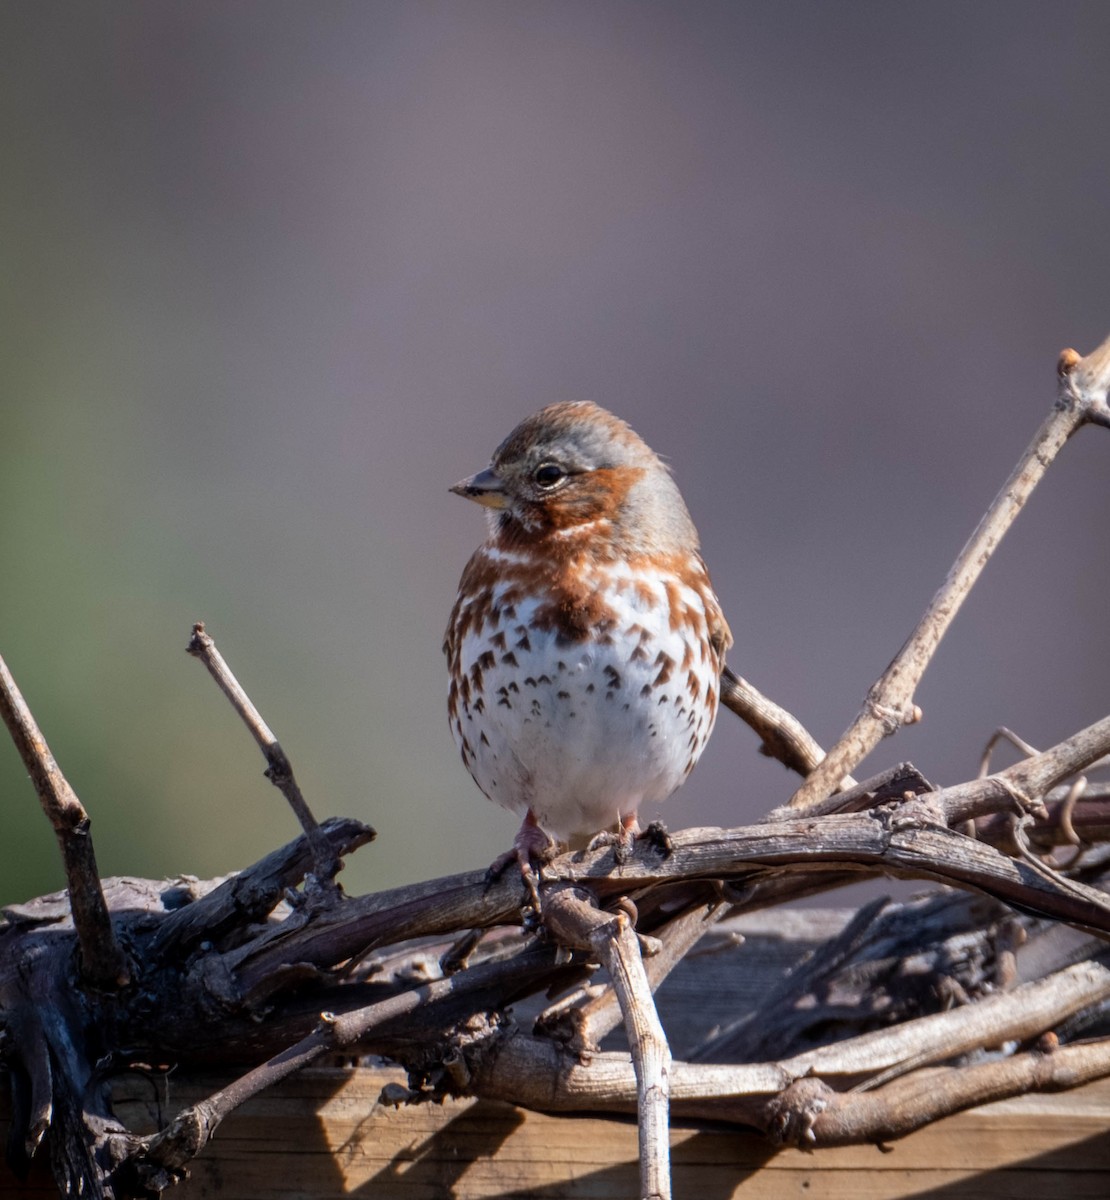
[451, 401, 698, 555]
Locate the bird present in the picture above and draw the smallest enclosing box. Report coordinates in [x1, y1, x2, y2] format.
[444, 401, 731, 897]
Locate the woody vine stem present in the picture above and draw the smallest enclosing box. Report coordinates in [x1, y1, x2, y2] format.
[784, 342, 1110, 816]
[1, 334, 1109, 1200]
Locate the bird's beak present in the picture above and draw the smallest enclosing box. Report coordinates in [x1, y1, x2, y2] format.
[450, 467, 509, 509]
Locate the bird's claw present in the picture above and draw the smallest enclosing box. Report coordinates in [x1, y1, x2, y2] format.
[587, 818, 672, 863]
[586, 827, 634, 863]
[487, 813, 555, 916]
[642, 819, 673, 858]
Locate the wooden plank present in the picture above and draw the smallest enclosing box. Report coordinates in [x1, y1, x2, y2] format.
[3, 1066, 1108, 1198]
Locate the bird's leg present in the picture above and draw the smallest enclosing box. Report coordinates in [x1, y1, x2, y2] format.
[486, 809, 555, 912]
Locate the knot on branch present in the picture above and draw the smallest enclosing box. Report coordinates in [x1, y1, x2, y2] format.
[533, 990, 600, 1060]
[766, 1076, 837, 1148]
[143, 1105, 211, 1172]
[1059, 343, 1110, 428]
[402, 1009, 509, 1101]
[866, 694, 922, 737]
[988, 773, 1047, 822]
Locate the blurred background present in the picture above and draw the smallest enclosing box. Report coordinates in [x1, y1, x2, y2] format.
[2, 2, 1109, 906]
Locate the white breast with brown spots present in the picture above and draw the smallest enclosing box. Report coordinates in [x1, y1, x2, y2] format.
[448, 552, 721, 843]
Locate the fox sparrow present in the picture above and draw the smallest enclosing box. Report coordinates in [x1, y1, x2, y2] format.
[445, 401, 731, 884]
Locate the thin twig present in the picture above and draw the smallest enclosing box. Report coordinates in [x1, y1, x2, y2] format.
[141, 979, 455, 1172]
[0, 652, 130, 991]
[719, 667, 855, 785]
[978, 726, 1040, 778]
[140, 941, 570, 1173]
[186, 622, 341, 887]
[788, 336, 1110, 814]
[974, 783, 1110, 852]
[544, 888, 672, 1200]
[1002, 711, 1110, 805]
[939, 710, 1110, 826]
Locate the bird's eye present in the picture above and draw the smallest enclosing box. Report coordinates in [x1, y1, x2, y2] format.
[533, 463, 566, 489]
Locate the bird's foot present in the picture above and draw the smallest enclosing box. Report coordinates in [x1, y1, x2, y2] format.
[641, 819, 674, 858]
[587, 816, 673, 863]
[486, 811, 556, 916]
[587, 813, 640, 864]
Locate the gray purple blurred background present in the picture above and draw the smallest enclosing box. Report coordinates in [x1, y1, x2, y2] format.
[2, 2, 1109, 905]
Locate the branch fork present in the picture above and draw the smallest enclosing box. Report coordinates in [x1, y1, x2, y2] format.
[771, 334, 1110, 816]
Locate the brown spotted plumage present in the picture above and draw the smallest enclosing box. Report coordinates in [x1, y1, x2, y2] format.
[445, 401, 731, 877]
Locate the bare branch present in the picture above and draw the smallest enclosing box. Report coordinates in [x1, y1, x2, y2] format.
[151, 816, 375, 957]
[186, 622, 341, 887]
[139, 940, 572, 1176]
[141, 980, 454, 1173]
[544, 888, 672, 1200]
[790, 1038, 1110, 1146]
[934, 710, 1110, 826]
[476, 969, 1110, 1139]
[719, 667, 854, 785]
[556, 897, 726, 1050]
[777, 959, 1110, 1081]
[788, 335, 1110, 814]
[225, 796, 1110, 1003]
[0, 652, 130, 991]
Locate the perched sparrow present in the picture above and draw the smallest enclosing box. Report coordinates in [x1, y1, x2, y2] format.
[445, 402, 731, 886]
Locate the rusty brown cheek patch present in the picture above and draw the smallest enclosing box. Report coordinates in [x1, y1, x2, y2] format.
[493, 466, 648, 549]
[548, 465, 646, 529]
